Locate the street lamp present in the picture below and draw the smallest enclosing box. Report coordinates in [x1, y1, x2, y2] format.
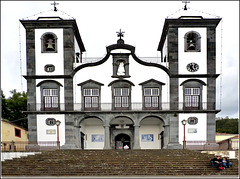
[181, 119, 187, 149]
[56, 120, 61, 149]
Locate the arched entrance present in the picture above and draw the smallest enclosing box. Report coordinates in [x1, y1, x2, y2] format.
[115, 133, 131, 149]
[79, 117, 104, 149]
[140, 116, 165, 149]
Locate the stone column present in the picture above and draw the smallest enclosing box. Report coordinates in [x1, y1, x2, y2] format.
[104, 125, 111, 149]
[133, 125, 141, 149]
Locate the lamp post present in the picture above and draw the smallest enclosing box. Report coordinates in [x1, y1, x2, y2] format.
[56, 120, 61, 149]
[181, 119, 187, 149]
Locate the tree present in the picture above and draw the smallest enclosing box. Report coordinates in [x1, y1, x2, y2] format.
[216, 118, 239, 134]
[1, 90, 10, 119]
[1, 89, 28, 129]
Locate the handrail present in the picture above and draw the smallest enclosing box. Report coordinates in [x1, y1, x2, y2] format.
[27, 102, 218, 112]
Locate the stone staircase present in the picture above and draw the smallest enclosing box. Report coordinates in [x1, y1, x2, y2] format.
[1, 149, 239, 176]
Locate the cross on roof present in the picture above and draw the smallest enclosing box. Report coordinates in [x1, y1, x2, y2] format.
[182, 1, 190, 10]
[51, 1, 59, 11]
[116, 29, 125, 39]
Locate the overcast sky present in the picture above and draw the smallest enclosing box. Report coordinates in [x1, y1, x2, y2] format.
[1, 1, 239, 118]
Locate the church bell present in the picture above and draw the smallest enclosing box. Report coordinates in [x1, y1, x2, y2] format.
[46, 39, 54, 51]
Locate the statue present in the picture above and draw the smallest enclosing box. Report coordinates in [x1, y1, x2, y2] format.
[117, 61, 125, 76]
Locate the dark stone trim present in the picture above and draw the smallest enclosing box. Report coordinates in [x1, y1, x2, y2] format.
[20, 19, 86, 52]
[170, 74, 220, 78]
[23, 110, 221, 115]
[23, 75, 72, 79]
[108, 79, 135, 87]
[36, 80, 63, 87]
[71, 43, 171, 77]
[139, 79, 165, 86]
[158, 18, 221, 51]
[77, 79, 104, 86]
[180, 79, 207, 86]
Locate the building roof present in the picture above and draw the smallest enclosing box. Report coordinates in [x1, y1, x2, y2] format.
[1, 118, 28, 131]
[21, 9, 75, 21]
[20, 9, 86, 52]
[217, 135, 239, 144]
[166, 7, 221, 19]
[216, 133, 239, 136]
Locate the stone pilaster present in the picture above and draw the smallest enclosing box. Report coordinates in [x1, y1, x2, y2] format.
[104, 125, 111, 149]
[133, 125, 141, 149]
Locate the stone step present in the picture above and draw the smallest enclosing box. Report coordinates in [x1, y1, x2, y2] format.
[2, 149, 238, 176]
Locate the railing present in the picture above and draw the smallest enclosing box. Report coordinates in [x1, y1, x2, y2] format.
[186, 141, 220, 150]
[1, 141, 58, 152]
[28, 102, 218, 112]
[74, 57, 167, 66]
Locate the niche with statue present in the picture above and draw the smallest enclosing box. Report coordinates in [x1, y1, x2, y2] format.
[112, 53, 130, 78]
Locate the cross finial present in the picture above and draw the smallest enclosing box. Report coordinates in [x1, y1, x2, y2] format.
[116, 29, 125, 40]
[182, 1, 190, 10]
[51, 1, 59, 11]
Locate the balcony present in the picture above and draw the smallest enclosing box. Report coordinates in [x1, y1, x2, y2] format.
[27, 102, 219, 112]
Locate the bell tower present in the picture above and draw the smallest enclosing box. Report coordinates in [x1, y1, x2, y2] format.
[157, 10, 221, 148]
[20, 6, 85, 147]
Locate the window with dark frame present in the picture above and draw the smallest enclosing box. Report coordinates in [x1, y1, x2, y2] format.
[43, 88, 59, 110]
[15, 128, 21, 138]
[114, 88, 129, 108]
[184, 88, 200, 109]
[144, 88, 159, 109]
[83, 89, 99, 109]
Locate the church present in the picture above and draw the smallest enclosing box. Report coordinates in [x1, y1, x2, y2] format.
[20, 3, 221, 150]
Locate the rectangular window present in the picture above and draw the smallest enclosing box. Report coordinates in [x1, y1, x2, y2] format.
[84, 89, 99, 109]
[114, 88, 129, 108]
[144, 88, 159, 109]
[43, 89, 59, 110]
[15, 128, 21, 138]
[184, 88, 200, 109]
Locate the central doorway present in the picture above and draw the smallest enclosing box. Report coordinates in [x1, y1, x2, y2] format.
[115, 134, 131, 149]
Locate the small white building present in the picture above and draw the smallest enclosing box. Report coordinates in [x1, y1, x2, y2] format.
[21, 6, 221, 150]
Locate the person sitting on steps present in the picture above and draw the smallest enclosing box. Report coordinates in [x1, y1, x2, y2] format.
[211, 155, 222, 168]
[123, 144, 129, 150]
[221, 157, 232, 169]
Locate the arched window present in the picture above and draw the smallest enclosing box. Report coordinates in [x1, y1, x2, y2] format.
[180, 79, 206, 110]
[37, 80, 63, 111]
[41, 32, 57, 53]
[184, 31, 201, 52]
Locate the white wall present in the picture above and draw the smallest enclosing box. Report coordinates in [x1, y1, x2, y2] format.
[139, 124, 162, 149]
[37, 114, 65, 146]
[178, 113, 207, 145]
[73, 55, 170, 105]
[35, 29, 64, 76]
[178, 27, 207, 75]
[84, 125, 104, 149]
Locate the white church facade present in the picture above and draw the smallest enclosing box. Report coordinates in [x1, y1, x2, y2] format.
[21, 6, 221, 150]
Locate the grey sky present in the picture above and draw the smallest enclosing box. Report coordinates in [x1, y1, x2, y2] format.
[1, 1, 239, 118]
